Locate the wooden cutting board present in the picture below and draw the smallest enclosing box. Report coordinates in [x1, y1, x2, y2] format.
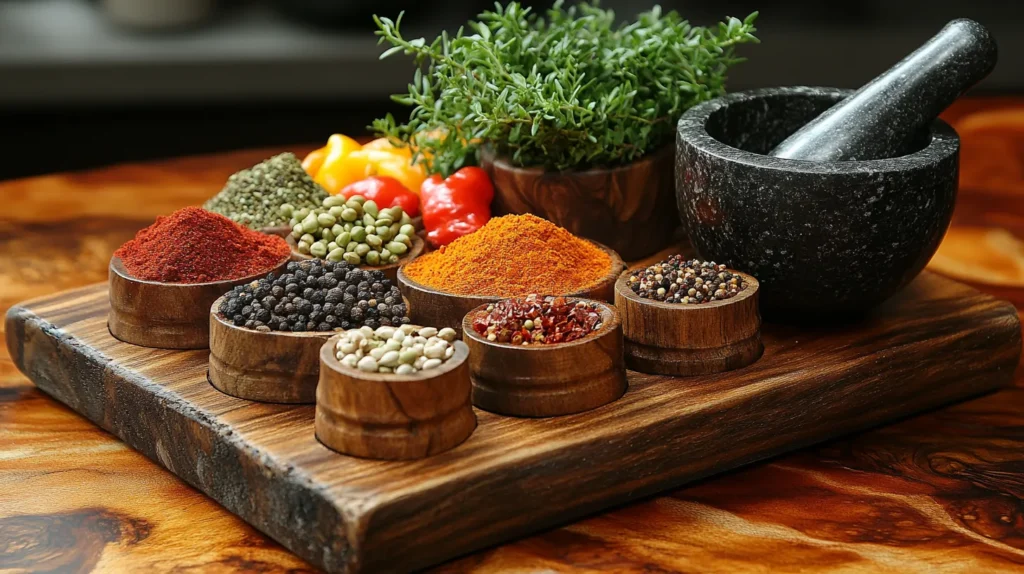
[5, 271, 1020, 574]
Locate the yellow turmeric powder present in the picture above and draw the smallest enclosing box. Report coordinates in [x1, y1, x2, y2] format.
[403, 214, 612, 296]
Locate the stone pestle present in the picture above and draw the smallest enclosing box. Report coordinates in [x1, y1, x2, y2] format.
[769, 19, 997, 162]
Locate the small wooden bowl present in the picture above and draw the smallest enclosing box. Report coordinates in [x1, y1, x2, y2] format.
[397, 242, 625, 334]
[613, 269, 763, 376]
[286, 234, 425, 284]
[461, 299, 627, 417]
[207, 296, 332, 403]
[108, 255, 289, 350]
[315, 334, 476, 460]
[481, 145, 678, 260]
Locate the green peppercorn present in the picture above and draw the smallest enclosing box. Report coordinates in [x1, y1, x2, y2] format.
[301, 215, 319, 233]
[380, 248, 392, 260]
[362, 213, 376, 227]
[300, 233, 315, 245]
[336, 231, 351, 246]
[321, 228, 335, 242]
[347, 195, 366, 205]
[343, 252, 361, 265]
[366, 251, 381, 265]
[366, 234, 383, 249]
[355, 244, 371, 257]
[317, 212, 337, 227]
[340, 208, 358, 222]
[386, 241, 408, 255]
[324, 195, 346, 208]
[350, 227, 367, 242]
[394, 233, 411, 246]
[346, 241, 359, 252]
[328, 206, 345, 218]
[327, 248, 345, 262]
[297, 241, 311, 254]
[399, 224, 415, 237]
[310, 241, 328, 258]
[363, 200, 379, 217]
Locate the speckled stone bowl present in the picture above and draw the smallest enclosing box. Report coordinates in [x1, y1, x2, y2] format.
[676, 87, 959, 316]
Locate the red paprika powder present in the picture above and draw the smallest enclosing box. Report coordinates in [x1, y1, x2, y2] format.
[114, 207, 290, 283]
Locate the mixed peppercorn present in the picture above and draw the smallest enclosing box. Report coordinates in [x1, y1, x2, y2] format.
[470, 295, 604, 345]
[627, 256, 746, 304]
[219, 260, 408, 332]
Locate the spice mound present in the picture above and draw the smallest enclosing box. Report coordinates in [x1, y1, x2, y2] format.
[204, 152, 328, 229]
[403, 214, 611, 297]
[628, 256, 747, 304]
[218, 260, 409, 332]
[471, 295, 604, 345]
[288, 195, 416, 265]
[114, 207, 289, 284]
[335, 324, 458, 375]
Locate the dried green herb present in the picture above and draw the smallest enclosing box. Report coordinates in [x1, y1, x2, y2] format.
[204, 153, 328, 230]
[372, 1, 758, 176]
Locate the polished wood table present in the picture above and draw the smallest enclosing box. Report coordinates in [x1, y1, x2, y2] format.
[3, 99, 1024, 573]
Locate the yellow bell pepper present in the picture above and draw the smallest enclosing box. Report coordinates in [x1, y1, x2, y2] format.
[303, 135, 426, 195]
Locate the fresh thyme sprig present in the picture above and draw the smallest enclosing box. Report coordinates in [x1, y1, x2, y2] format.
[373, 2, 758, 176]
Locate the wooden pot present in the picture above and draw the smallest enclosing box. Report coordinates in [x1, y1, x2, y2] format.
[315, 334, 476, 460]
[461, 299, 627, 417]
[108, 255, 289, 350]
[481, 146, 678, 260]
[207, 296, 332, 403]
[613, 268, 763, 376]
[286, 233, 425, 284]
[397, 242, 624, 334]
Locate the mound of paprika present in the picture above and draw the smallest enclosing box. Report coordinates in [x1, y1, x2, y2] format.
[420, 167, 494, 247]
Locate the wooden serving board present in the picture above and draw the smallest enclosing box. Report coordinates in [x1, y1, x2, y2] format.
[5, 272, 1021, 573]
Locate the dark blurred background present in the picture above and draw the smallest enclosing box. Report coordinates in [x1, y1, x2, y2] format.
[1, 0, 1021, 180]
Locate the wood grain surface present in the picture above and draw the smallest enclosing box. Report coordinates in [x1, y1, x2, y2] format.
[2, 99, 1024, 573]
[5, 267, 1020, 573]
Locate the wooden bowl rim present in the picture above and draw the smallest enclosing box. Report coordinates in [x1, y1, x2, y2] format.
[461, 297, 620, 352]
[210, 295, 341, 340]
[320, 332, 470, 382]
[286, 233, 425, 269]
[397, 240, 624, 301]
[481, 143, 673, 176]
[614, 266, 760, 310]
[260, 225, 293, 238]
[110, 254, 291, 289]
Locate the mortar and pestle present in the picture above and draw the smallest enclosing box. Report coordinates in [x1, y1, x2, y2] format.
[676, 19, 997, 316]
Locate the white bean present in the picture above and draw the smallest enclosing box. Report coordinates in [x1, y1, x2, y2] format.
[391, 329, 406, 343]
[422, 358, 443, 370]
[375, 326, 396, 339]
[357, 356, 378, 372]
[424, 343, 446, 359]
[418, 327, 438, 338]
[395, 364, 415, 375]
[369, 347, 386, 360]
[437, 328, 457, 342]
[379, 350, 400, 367]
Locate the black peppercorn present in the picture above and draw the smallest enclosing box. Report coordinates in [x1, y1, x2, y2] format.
[218, 260, 409, 332]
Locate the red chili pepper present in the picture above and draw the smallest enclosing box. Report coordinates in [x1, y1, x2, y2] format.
[338, 176, 420, 217]
[420, 167, 494, 247]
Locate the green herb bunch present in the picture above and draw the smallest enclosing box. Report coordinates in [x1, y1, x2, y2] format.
[372, 1, 758, 175]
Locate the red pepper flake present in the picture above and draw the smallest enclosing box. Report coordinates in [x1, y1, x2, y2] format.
[471, 294, 603, 345]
